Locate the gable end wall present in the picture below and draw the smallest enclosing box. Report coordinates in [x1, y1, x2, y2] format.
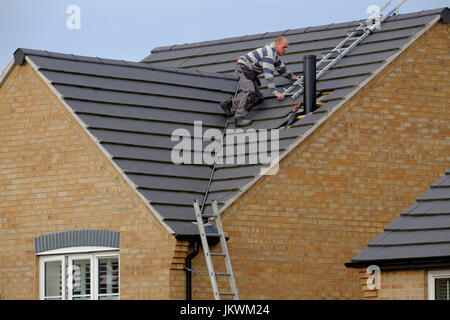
[0, 62, 187, 299]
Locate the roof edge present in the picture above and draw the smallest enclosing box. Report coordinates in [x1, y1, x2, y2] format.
[148, 7, 449, 54]
[24, 55, 177, 237]
[345, 256, 450, 271]
[15, 48, 235, 81]
[441, 7, 450, 23]
[0, 59, 15, 88]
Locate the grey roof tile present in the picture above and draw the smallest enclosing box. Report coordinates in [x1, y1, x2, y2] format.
[115, 159, 211, 179]
[385, 216, 450, 231]
[349, 169, 450, 264]
[433, 175, 450, 187]
[417, 187, 450, 201]
[139, 189, 204, 206]
[71, 101, 225, 126]
[130, 174, 207, 193]
[407, 200, 448, 216]
[353, 243, 450, 261]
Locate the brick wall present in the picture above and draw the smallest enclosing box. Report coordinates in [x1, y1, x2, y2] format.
[356, 268, 428, 300]
[377, 270, 428, 300]
[191, 21, 449, 299]
[0, 62, 186, 299]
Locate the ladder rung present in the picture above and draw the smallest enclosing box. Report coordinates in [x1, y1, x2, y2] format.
[347, 30, 365, 36]
[210, 252, 226, 257]
[205, 233, 221, 238]
[219, 292, 237, 296]
[322, 51, 339, 57]
[215, 272, 231, 277]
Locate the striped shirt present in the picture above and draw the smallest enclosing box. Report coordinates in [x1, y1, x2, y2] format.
[237, 42, 294, 94]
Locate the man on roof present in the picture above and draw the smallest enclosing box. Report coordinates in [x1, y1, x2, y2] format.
[221, 36, 299, 127]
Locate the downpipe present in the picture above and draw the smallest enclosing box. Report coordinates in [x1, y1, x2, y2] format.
[185, 240, 199, 300]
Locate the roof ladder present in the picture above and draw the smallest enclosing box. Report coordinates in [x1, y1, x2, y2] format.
[283, 0, 407, 100]
[193, 200, 239, 300]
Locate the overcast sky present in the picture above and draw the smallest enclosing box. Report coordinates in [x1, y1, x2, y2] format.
[1, 0, 448, 72]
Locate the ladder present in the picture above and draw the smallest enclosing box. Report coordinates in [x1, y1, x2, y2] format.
[193, 200, 239, 300]
[284, 0, 407, 100]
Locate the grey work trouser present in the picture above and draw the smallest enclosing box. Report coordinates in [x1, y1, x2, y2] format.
[233, 64, 264, 120]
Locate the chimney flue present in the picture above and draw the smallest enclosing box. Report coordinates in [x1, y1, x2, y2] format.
[303, 55, 316, 114]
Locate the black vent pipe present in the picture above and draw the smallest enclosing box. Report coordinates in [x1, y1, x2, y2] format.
[303, 55, 316, 114]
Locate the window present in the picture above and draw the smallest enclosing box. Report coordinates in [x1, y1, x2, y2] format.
[40, 251, 119, 300]
[428, 270, 450, 300]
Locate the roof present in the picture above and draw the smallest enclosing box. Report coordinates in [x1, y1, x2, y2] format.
[142, 8, 449, 76]
[10, 7, 449, 238]
[14, 48, 237, 237]
[346, 169, 450, 270]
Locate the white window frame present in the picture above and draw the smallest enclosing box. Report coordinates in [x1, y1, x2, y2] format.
[40, 255, 66, 300]
[68, 253, 94, 300]
[95, 253, 120, 300]
[39, 250, 119, 300]
[428, 270, 450, 300]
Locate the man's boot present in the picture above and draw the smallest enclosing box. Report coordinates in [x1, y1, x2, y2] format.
[235, 118, 252, 127]
[220, 97, 234, 117]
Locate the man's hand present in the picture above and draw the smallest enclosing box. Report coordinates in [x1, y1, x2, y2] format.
[274, 91, 285, 101]
[291, 75, 300, 81]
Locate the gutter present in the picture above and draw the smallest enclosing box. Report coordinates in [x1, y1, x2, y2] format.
[345, 256, 450, 272]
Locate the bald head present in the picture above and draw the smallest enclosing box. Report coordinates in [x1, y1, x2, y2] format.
[275, 36, 288, 44]
[275, 36, 289, 56]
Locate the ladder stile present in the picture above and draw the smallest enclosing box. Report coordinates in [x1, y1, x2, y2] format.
[193, 200, 221, 300]
[193, 200, 239, 300]
[212, 201, 239, 300]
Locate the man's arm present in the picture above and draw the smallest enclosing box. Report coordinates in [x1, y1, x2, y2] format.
[273, 59, 300, 100]
[260, 56, 278, 95]
[261, 50, 300, 101]
[261, 55, 290, 101]
[274, 59, 296, 81]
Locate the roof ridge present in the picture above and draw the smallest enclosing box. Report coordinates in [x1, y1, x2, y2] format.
[14, 48, 235, 81]
[149, 7, 448, 54]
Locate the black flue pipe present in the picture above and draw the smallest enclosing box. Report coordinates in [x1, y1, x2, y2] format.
[303, 55, 316, 114]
